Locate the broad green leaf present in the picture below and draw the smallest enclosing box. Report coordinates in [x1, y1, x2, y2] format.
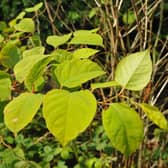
[91, 81, 120, 90]
[0, 71, 11, 101]
[43, 89, 96, 146]
[51, 49, 73, 63]
[14, 18, 35, 33]
[103, 103, 143, 156]
[46, 33, 72, 48]
[115, 49, 152, 90]
[55, 59, 105, 88]
[14, 54, 47, 82]
[4, 93, 43, 135]
[25, 55, 53, 91]
[0, 43, 21, 68]
[73, 48, 100, 59]
[69, 31, 104, 47]
[25, 2, 43, 12]
[23, 47, 45, 58]
[139, 103, 168, 130]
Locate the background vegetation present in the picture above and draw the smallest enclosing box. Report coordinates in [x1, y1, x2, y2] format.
[0, 0, 168, 168]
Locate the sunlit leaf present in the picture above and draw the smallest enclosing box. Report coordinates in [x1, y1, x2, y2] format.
[55, 59, 105, 88]
[25, 2, 43, 12]
[140, 103, 168, 130]
[69, 30, 104, 47]
[73, 48, 100, 59]
[115, 49, 152, 90]
[46, 33, 72, 48]
[23, 46, 45, 58]
[103, 103, 143, 156]
[43, 89, 96, 146]
[4, 93, 43, 135]
[14, 18, 35, 33]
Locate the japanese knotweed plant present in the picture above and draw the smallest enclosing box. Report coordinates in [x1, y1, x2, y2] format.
[0, 6, 168, 157]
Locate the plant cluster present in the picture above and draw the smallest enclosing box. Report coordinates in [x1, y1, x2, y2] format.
[0, 1, 168, 168]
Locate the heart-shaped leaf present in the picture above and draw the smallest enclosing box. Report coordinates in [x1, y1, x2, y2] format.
[14, 18, 35, 33]
[69, 30, 104, 47]
[103, 103, 143, 156]
[43, 89, 96, 146]
[46, 33, 72, 48]
[55, 59, 105, 88]
[4, 93, 43, 135]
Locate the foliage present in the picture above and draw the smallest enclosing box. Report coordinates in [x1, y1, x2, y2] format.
[0, 1, 168, 168]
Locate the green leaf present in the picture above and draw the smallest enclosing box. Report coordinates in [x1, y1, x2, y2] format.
[69, 30, 104, 47]
[103, 103, 143, 156]
[46, 33, 72, 48]
[0, 43, 21, 68]
[115, 49, 152, 90]
[4, 93, 43, 135]
[0, 71, 11, 101]
[91, 81, 120, 90]
[51, 49, 73, 63]
[25, 55, 53, 91]
[14, 18, 35, 33]
[73, 48, 100, 59]
[23, 47, 45, 58]
[139, 103, 168, 130]
[25, 2, 43, 12]
[16, 11, 26, 20]
[14, 54, 47, 82]
[43, 89, 96, 146]
[55, 59, 105, 88]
